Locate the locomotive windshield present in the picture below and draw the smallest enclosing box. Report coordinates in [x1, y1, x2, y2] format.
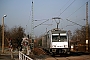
[52, 35, 67, 42]
[60, 36, 67, 42]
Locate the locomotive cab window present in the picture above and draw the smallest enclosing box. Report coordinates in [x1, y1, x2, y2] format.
[60, 36, 67, 42]
[52, 35, 59, 42]
[52, 34, 67, 42]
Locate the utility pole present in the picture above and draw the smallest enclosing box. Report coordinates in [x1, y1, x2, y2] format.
[2, 15, 7, 53]
[2, 17, 4, 53]
[86, 2, 89, 52]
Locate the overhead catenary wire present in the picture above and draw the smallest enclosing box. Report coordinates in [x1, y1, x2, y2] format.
[66, 0, 90, 19]
[58, 0, 76, 17]
[52, 0, 75, 29]
[55, 0, 70, 16]
[33, 19, 50, 29]
[65, 0, 90, 27]
[66, 19, 82, 27]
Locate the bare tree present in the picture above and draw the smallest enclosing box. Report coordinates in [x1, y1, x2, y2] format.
[71, 24, 90, 51]
[2, 26, 26, 50]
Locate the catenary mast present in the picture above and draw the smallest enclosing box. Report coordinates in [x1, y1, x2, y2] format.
[31, 1, 34, 40]
[86, 2, 89, 52]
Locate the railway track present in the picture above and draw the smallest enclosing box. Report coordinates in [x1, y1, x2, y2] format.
[35, 55, 90, 60]
[30, 52, 89, 60]
[46, 52, 90, 60]
[26, 48, 90, 60]
[33, 51, 90, 60]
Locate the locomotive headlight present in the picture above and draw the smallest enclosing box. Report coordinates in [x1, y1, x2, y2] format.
[59, 40, 61, 42]
[54, 45, 56, 47]
[52, 45, 56, 47]
[64, 45, 68, 48]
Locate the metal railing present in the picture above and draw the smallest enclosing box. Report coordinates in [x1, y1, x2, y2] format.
[19, 51, 33, 60]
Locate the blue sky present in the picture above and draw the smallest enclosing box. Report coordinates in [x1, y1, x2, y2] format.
[0, 0, 90, 36]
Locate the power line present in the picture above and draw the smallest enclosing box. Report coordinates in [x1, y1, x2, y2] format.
[65, 0, 90, 28]
[55, 0, 70, 16]
[33, 19, 50, 29]
[66, 0, 90, 18]
[66, 19, 82, 27]
[58, 0, 76, 17]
